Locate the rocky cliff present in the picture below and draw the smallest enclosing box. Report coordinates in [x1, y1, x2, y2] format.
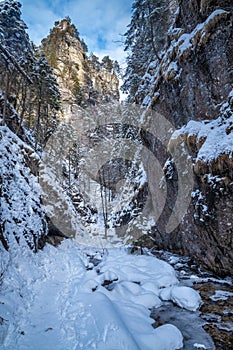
[137, 0, 233, 276]
[138, 1, 232, 125]
[41, 18, 119, 119]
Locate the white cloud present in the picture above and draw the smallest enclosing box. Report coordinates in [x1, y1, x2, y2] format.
[63, 0, 132, 64]
[20, 0, 132, 65]
[20, 0, 62, 44]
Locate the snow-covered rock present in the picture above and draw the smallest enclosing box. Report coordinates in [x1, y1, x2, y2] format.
[152, 324, 183, 350]
[173, 286, 201, 312]
[0, 121, 47, 250]
[97, 248, 179, 288]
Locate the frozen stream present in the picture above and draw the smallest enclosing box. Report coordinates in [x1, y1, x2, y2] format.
[0, 239, 230, 349]
[149, 249, 233, 349]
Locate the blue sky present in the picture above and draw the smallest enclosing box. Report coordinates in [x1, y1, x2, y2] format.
[19, 0, 133, 65]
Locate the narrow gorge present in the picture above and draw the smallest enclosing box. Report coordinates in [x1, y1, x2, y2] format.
[38, 1, 233, 278]
[0, 0, 232, 349]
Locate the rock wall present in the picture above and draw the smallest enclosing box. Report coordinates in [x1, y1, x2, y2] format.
[150, 93, 233, 277]
[138, 0, 233, 127]
[41, 19, 119, 119]
[139, 0, 233, 276]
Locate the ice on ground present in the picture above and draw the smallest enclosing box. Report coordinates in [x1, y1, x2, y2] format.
[0, 239, 205, 350]
[210, 290, 233, 301]
[193, 343, 207, 349]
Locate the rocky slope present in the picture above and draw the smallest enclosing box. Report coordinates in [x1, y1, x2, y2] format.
[41, 18, 119, 119]
[137, 0, 233, 276]
[0, 94, 47, 251]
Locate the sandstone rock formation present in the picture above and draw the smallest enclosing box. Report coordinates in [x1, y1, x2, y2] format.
[41, 18, 119, 119]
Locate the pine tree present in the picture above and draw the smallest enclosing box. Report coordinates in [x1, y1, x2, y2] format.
[0, 0, 34, 121]
[0, 0, 61, 148]
[122, 0, 177, 100]
[101, 56, 114, 72]
[30, 53, 61, 148]
[89, 53, 101, 71]
[0, 0, 33, 59]
[80, 38, 88, 53]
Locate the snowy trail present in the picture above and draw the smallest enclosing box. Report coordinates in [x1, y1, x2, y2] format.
[0, 240, 209, 350]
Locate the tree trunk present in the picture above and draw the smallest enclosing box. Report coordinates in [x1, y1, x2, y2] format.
[3, 74, 9, 122]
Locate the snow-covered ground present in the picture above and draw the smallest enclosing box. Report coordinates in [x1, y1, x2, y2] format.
[0, 239, 214, 350]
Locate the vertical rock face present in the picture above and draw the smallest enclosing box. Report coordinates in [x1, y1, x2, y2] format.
[154, 95, 233, 277]
[139, 0, 233, 127]
[139, 0, 233, 276]
[41, 18, 119, 119]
